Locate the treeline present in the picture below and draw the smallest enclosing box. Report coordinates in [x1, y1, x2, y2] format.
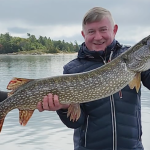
[0, 33, 79, 54]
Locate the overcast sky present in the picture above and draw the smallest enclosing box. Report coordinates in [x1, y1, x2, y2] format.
[0, 0, 150, 45]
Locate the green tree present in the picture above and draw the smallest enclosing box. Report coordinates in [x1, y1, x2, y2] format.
[0, 32, 79, 54]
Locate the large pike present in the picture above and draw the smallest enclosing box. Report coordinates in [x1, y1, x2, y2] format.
[0, 35, 150, 133]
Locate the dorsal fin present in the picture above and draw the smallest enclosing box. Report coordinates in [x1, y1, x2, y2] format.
[128, 73, 141, 93]
[7, 77, 33, 96]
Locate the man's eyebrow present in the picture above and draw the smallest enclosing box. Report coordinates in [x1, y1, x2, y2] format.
[100, 26, 107, 28]
[87, 26, 107, 31]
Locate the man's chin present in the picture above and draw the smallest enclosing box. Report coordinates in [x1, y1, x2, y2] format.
[93, 46, 106, 51]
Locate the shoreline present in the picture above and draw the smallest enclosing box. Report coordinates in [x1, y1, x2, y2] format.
[0, 52, 78, 56]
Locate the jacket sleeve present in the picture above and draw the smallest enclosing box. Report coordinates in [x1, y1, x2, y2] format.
[141, 69, 150, 90]
[56, 65, 87, 129]
[0, 90, 8, 102]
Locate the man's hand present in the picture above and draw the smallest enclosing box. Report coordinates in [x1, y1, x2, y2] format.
[37, 93, 69, 112]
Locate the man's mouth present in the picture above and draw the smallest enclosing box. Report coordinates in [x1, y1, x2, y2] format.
[94, 41, 105, 45]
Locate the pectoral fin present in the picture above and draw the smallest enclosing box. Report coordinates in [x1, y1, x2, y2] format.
[128, 73, 141, 93]
[19, 109, 34, 126]
[67, 103, 81, 122]
[7, 77, 33, 97]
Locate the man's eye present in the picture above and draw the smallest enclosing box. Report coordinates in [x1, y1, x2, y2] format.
[89, 30, 94, 33]
[101, 28, 107, 32]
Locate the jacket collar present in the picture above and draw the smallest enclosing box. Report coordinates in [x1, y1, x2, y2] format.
[78, 39, 119, 61]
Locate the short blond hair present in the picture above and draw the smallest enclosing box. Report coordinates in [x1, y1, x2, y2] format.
[82, 7, 115, 29]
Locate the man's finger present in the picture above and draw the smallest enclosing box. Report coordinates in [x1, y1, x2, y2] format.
[43, 95, 51, 110]
[53, 95, 60, 108]
[37, 101, 44, 112]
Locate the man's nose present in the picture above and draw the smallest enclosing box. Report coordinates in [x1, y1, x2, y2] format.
[94, 31, 102, 40]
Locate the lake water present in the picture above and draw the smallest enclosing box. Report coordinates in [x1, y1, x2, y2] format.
[0, 54, 150, 150]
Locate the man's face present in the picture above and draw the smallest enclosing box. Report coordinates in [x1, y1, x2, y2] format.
[81, 16, 118, 51]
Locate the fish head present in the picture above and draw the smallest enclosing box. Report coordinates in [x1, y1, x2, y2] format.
[124, 35, 150, 72]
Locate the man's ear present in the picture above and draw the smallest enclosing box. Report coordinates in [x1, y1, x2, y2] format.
[81, 31, 85, 38]
[113, 24, 118, 35]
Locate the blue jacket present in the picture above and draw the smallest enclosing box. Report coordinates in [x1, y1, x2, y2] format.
[57, 40, 150, 150]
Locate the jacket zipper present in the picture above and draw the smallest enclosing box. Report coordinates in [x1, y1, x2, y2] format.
[84, 115, 89, 147]
[110, 95, 117, 150]
[108, 51, 117, 150]
[136, 110, 141, 140]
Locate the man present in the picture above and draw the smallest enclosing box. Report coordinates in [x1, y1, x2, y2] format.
[36, 7, 150, 150]
[36, 6, 150, 150]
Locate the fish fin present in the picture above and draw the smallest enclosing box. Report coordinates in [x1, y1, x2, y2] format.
[67, 103, 81, 122]
[7, 91, 14, 97]
[0, 118, 5, 132]
[128, 73, 141, 93]
[19, 109, 34, 126]
[7, 77, 33, 96]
